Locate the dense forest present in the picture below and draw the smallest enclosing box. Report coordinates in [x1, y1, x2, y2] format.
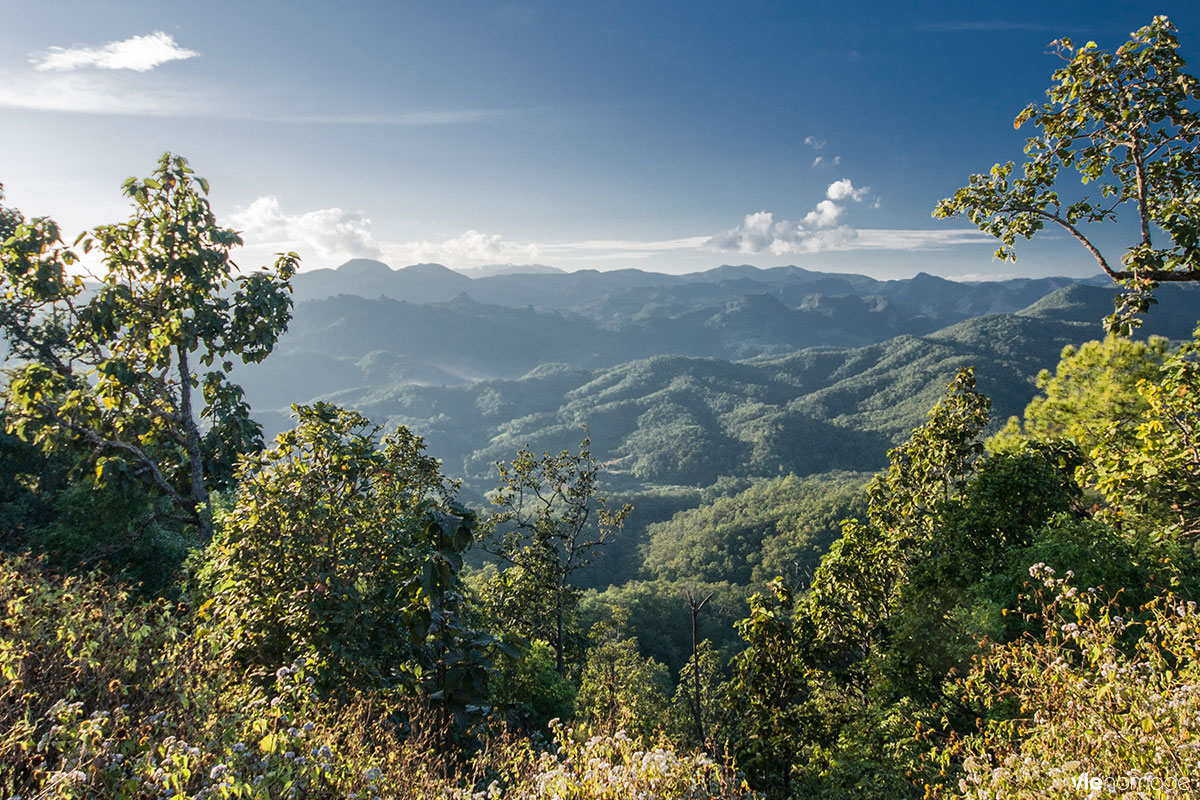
[4, 17, 1200, 799]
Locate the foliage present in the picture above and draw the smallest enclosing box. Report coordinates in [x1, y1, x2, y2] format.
[580, 578, 746, 676]
[0, 552, 186, 796]
[934, 16, 1200, 333]
[805, 369, 991, 671]
[974, 515, 1198, 640]
[642, 472, 868, 588]
[574, 612, 673, 742]
[940, 566, 1200, 799]
[722, 579, 820, 798]
[672, 638, 724, 748]
[486, 437, 631, 674]
[989, 335, 1168, 457]
[200, 402, 497, 708]
[1, 549, 758, 800]
[488, 638, 576, 731]
[0, 414, 194, 591]
[0, 155, 297, 540]
[721, 369, 1088, 798]
[1090, 327, 1200, 537]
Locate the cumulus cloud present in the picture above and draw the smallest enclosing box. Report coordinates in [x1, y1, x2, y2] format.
[31, 32, 198, 72]
[803, 199, 844, 228]
[804, 135, 826, 150]
[709, 178, 876, 254]
[230, 197, 382, 263]
[826, 178, 870, 202]
[707, 211, 858, 255]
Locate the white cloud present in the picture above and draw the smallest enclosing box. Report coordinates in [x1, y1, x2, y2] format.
[707, 215, 992, 255]
[0, 70, 205, 115]
[707, 211, 858, 255]
[0, 72, 506, 124]
[803, 199, 844, 228]
[230, 197, 382, 263]
[0, 62, 501, 124]
[31, 32, 198, 73]
[826, 178, 869, 202]
[386, 230, 541, 265]
[804, 135, 826, 150]
[710, 178, 875, 252]
[851, 228, 993, 249]
[706, 176, 990, 256]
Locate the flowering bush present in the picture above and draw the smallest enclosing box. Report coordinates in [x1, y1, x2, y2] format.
[1, 552, 753, 799]
[525, 723, 759, 800]
[934, 564, 1200, 799]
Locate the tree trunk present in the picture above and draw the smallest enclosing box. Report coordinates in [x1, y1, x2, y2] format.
[555, 588, 565, 675]
[176, 344, 212, 541]
[690, 605, 705, 743]
[685, 589, 712, 747]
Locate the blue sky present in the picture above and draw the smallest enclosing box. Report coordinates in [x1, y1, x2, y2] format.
[2, 1, 1198, 278]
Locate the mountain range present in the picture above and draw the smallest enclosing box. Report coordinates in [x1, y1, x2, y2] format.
[236, 260, 1200, 502]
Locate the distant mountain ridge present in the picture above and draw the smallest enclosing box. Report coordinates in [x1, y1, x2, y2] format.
[240, 271, 1200, 500]
[291, 261, 1109, 325]
[251, 263, 1195, 397]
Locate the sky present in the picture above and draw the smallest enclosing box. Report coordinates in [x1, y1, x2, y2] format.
[2, 1, 1199, 279]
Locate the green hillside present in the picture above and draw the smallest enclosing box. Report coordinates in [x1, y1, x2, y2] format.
[290, 310, 1093, 499]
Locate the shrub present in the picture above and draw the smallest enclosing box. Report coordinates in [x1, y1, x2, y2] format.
[935, 565, 1200, 798]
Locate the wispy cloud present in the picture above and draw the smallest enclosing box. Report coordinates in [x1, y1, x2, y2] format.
[0, 70, 205, 115]
[384, 233, 714, 266]
[805, 134, 844, 169]
[31, 32, 198, 72]
[7, 35, 502, 125]
[227, 190, 992, 272]
[253, 109, 506, 126]
[851, 229, 993, 249]
[0, 70, 505, 126]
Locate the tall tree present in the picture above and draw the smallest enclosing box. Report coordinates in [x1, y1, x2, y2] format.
[934, 16, 1200, 333]
[485, 437, 631, 674]
[200, 402, 496, 709]
[682, 587, 714, 745]
[1, 154, 298, 540]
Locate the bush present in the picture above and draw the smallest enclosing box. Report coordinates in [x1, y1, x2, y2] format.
[937, 565, 1200, 799]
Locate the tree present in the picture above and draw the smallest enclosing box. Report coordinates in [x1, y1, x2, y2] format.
[1090, 326, 1200, 537]
[722, 579, 820, 798]
[804, 369, 991, 674]
[485, 437, 631, 674]
[988, 335, 1168, 457]
[682, 587, 714, 745]
[201, 402, 496, 708]
[934, 17, 1200, 333]
[1, 154, 298, 541]
[574, 611, 672, 741]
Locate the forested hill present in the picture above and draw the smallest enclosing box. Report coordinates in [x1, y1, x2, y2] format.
[247, 281, 1200, 498]
[247, 265, 1197, 399]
